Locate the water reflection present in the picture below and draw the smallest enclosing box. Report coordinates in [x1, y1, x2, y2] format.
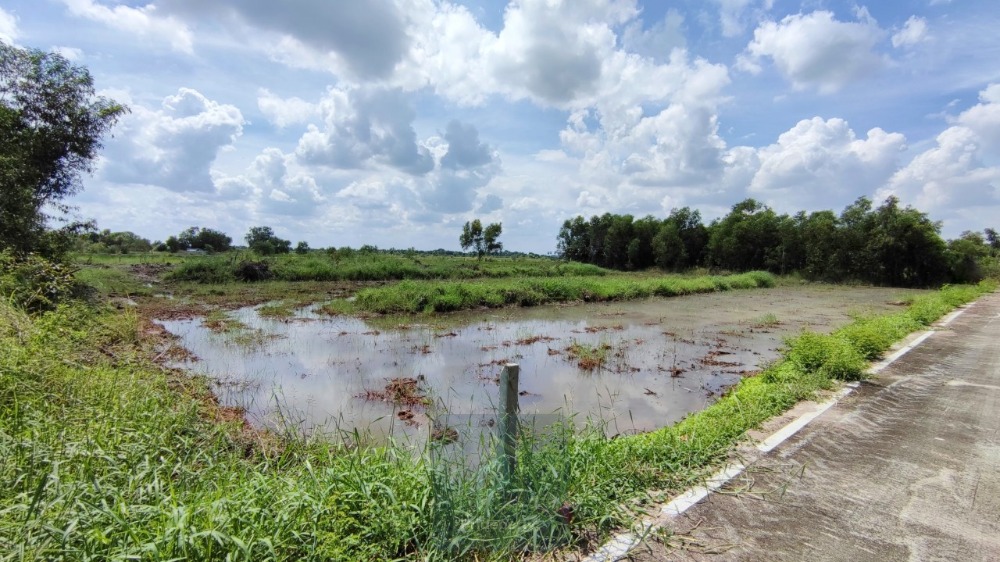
[158, 285, 919, 444]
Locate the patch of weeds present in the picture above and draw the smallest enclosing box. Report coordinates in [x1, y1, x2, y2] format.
[750, 312, 780, 328]
[318, 299, 356, 316]
[258, 301, 296, 319]
[566, 340, 611, 371]
[228, 327, 279, 349]
[202, 310, 248, 333]
[359, 377, 431, 407]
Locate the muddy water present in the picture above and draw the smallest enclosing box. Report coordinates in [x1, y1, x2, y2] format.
[158, 285, 921, 443]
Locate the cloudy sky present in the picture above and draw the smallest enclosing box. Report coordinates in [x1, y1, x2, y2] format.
[3, 0, 999, 252]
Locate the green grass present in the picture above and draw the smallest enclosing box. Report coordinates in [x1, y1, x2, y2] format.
[72, 265, 153, 297]
[348, 271, 777, 314]
[160, 252, 609, 284]
[1, 280, 994, 560]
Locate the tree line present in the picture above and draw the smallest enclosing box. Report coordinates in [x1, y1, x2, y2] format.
[558, 197, 1000, 286]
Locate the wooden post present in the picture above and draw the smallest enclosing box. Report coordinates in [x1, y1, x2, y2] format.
[498, 363, 520, 479]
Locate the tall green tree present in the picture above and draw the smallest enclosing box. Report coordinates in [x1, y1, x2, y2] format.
[460, 219, 503, 259]
[245, 226, 290, 255]
[0, 44, 127, 255]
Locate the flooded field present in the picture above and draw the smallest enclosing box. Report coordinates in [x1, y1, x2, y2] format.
[158, 285, 921, 444]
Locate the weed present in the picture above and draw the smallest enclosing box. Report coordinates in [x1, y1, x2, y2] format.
[751, 312, 780, 328]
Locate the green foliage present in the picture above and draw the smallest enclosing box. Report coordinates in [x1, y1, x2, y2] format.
[0, 44, 127, 256]
[76, 228, 152, 254]
[0, 251, 78, 311]
[178, 226, 233, 253]
[294, 241, 310, 255]
[352, 271, 776, 314]
[246, 226, 291, 255]
[165, 252, 609, 285]
[460, 219, 503, 259]
[557, 197, 986, 288]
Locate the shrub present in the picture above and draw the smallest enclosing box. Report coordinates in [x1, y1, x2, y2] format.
[0, 251, 78, 311]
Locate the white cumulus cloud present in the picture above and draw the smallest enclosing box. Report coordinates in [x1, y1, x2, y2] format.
[879, 84, 1000, 216]
[295, 86, 434, 175]
[101, 88, 245, 193]
[749, 117, 906, 210]
[738, 10, 885, 93]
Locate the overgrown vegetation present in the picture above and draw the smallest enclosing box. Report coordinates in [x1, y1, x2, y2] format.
[163, 251, 606, 284]
[0, 250, 994, 559]
[348, 271, 776, 314]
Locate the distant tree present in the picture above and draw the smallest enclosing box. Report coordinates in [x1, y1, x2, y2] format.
[484, 222, 503, 256]
[705, 199, 783, 272]
[171, 226, 231, 252]
[295, 241, 310, 255]
[164, 235, 186, 253]
[460, 219, 484, 257]
[864, 196, 948, 286]
[460, 219, 503, 259]
[195, 228, 232, 252]
[245, 226, 291, 255]
[0, 44, 127, 256]
[947, 231, 989, 283]
[557, 216, 591, 262]
[985, 228, 1000, 255]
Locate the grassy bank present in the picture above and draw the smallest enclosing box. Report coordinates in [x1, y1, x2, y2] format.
[157, 252, 608, 283]
[0, 281, 994, 560]
[345, 271, 777, 314]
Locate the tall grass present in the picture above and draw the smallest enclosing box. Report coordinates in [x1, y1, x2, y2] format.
[164, 253, 609, 284]
[351, 271, 776, 314]
[1, 280, 994, 560]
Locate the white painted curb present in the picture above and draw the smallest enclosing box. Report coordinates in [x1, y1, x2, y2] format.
[577, 302, 975, 562]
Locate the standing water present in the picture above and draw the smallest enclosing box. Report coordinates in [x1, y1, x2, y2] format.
[158, 285, 920, 444]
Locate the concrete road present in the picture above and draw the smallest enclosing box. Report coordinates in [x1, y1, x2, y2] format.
[630, 292, 1000, 562]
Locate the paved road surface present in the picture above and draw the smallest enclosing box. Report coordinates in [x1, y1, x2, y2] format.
[631, 292, 1000, 562]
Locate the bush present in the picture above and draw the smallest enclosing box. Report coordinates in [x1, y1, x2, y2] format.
[166, 258, 235, 283]
[235, 260, 272, 282]
[0, 251, 78, 311]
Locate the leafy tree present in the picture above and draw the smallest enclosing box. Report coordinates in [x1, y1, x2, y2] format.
[175, 227, 231, 253]
[985, 228, 1000, 255]
[295, 241, 310, 255]
[947, 231, 989, 283]
[194, 228, 232, 253]
[652, 221, 684, 270]
[864, 196, 948, 286]
[705, 199, 783, 272]
[245, 226, 291, 255]
[164, 236, 185, 253]
[556, 216, 590, 262]
[484, 222, 503, 256]
[0, 44, 127, 256]
[460, 219, 503, 259]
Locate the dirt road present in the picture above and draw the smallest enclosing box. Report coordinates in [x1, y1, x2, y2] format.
[630, 292, 1000, 561]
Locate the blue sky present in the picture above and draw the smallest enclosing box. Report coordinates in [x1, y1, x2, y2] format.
[2, 0, 998, 252]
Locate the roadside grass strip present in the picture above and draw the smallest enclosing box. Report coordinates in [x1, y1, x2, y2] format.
[0, 281, 993, 561]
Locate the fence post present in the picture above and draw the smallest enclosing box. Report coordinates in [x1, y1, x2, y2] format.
[498, 363, 520, 479]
